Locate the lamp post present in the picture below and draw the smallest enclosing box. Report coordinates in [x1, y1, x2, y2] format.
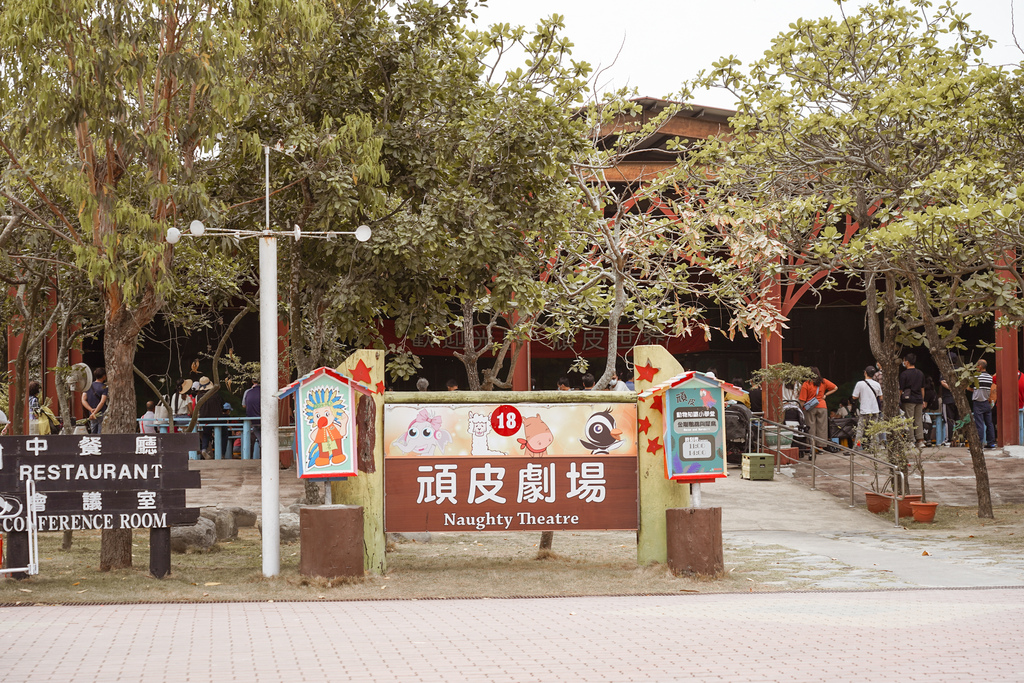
[166, 146, 370, 576]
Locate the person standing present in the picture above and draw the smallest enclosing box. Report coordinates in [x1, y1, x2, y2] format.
[195, 376, 220, 459]
[28, 380, 42, 435]
[81, 367, 108, 434]
[972, 359, 997, 449]
[851, 365, 883, 449]
[609, 369, 629, 392]
[899, 353, 926, 448]
[799, 367, 837, 446]
[557, 376, 572, 391]
[581, 373, 596, 391]
[415, 377, 429, 392]
[242, 378, 261, 457]
[140, 401, 158, 434]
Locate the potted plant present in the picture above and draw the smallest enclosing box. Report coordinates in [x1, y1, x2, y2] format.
[750, 363, 817, 459]
[910, 500, 939, 522]
[862, 415, 914, 514]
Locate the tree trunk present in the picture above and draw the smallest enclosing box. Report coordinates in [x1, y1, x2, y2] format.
[98, 293, 151, 571]
[904, 271, 994, 518]
[537, 530, 554, 559]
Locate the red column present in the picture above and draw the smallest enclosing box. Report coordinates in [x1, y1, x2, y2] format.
[760, 274, 783, 421]
[995, 321, 1019, 446]
[511, 341, 532, 392]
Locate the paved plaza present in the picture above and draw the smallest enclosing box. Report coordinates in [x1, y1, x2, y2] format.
[2, 589, 1023, 682]
[4, 453, 1024, 681]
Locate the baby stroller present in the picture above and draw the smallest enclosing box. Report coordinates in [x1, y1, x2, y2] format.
[725, 402, 753, 464]
[829, 416, 858, 449]
[782, 404, 811, 458]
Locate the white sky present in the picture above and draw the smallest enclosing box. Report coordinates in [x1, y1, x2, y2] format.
[469, 0, 1024, 109]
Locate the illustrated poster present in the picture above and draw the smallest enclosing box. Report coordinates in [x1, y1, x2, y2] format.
[296, 377, 358, 478]
[663, 385, 726, 481]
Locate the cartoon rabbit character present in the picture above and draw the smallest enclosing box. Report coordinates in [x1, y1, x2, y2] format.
[392, 409, 453, 456]
[304, 387, 349, 469]
[517, 414, 553, 457]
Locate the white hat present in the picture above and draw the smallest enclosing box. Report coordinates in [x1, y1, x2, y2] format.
[195, 376, 212, 391]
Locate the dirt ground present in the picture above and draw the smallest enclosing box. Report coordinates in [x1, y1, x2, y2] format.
[1, 528, 749, 604]
[4, 500, 1023, 605]
[6, 453, 1023, 604]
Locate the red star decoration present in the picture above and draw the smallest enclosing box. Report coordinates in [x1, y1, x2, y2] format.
[349, 359, 373, 385]
[637, 416, 652, 435]
[650, 394, 664, 412]
[646, 435, 663, 455]
[376, 380, 386, 395]
[635, 362, 659, 383]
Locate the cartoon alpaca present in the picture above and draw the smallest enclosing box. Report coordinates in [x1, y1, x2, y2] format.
[391, 409, 453, 456]
[467, 411, 506, 456]
[303, 387, 349, 469]
[517, 414, 553, 457]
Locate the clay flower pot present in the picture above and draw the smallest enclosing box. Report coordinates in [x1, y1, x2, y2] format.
[898, 494, 923, 518]
[910, 501, 939, 523]
[865, 492, 892, 514]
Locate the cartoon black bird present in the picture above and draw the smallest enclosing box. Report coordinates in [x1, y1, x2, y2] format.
[580, 409, 623, 454]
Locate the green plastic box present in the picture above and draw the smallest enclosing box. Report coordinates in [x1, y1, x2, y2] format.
[741, 453, 774, 480]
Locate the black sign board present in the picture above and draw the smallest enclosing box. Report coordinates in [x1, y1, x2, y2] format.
[0, 433, 201, 532]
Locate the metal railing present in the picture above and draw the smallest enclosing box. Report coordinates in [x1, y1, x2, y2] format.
[751, 415, 905, 527]
[136, 416, 263, 460]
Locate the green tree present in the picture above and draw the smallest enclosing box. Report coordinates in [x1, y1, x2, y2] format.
[0, 0, 318, 568]
[692, 0, 1008, 516]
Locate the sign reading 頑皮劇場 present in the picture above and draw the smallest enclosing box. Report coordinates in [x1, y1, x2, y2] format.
[383, 403, 638, 532]
[0, 433, 200, 532]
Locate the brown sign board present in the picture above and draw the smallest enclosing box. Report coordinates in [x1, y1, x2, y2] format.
[385, 456, 638, 532]
[0, 434, 201, 531]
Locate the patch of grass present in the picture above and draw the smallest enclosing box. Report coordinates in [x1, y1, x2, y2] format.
[901, 504, 1024, 550]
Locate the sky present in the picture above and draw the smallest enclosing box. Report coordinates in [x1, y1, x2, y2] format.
[468, 0, 1024, 109]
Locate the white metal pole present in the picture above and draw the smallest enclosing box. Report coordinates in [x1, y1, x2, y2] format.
[260, 145, 281, 577]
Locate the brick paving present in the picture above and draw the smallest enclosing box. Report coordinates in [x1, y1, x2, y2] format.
[2, 589, 1023, 682]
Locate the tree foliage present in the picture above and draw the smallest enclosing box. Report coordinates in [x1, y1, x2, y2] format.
[690, 0, 1022, 516]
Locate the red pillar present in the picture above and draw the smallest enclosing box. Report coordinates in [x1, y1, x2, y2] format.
[511, 341, 532, 392]
[995, 321, 1019, 446]
[760, 274, 783, 421]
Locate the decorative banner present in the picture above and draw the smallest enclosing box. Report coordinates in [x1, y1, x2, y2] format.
[383, 403, 638, 532]
[0, 434, 201, 531]
[385, 403, 638, 458]
[663, 382, 726, 481]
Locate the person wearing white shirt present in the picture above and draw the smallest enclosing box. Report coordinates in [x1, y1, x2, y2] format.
[851, 365, 883, 449]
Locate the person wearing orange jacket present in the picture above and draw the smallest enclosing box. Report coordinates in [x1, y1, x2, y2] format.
[799, 366, 837, 446]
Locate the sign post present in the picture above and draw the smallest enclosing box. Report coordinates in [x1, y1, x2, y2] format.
[382, 401, 638, 533]
[0, 434, 201, 578]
